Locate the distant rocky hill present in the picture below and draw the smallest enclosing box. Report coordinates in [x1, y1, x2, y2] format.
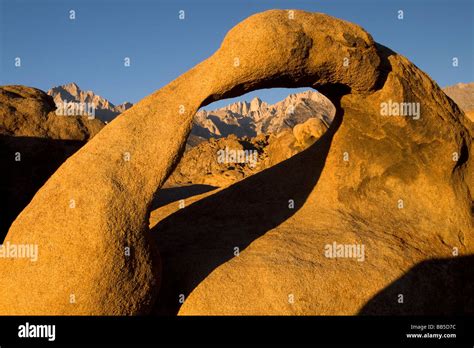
[48, 83, 132, 122]
[192, 90, 335, 141]
[443, 82, 474, 121]
[168, 116, 329, 187]
[169, 91, 334, 185]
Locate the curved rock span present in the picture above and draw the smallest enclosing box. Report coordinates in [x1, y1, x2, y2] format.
[0, 10, 472, 315]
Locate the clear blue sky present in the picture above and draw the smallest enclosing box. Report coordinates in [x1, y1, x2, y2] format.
[0, 0, 472, 109]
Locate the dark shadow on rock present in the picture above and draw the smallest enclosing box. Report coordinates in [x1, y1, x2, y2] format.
[359, 255, 474, 315]
[151, 184, 219, 210]
[373, 43, 396, 91]
[0, 135, 85, 241]
[151, 87, 348, 315]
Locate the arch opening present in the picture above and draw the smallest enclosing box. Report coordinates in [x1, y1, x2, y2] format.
[158, 87, 337, 193]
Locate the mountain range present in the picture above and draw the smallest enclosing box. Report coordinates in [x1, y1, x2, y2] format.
[48, 83, 336, 139]
[193, 90, 335, 140]
[47, 83, 132, 122]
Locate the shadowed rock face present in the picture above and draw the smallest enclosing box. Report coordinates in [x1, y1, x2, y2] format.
[0, 86, 105, 241]
[0, 10, 472, 315]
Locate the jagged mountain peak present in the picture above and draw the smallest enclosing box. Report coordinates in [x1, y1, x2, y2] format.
[192, 90, 335, 141]
[47, 83, 133, 122]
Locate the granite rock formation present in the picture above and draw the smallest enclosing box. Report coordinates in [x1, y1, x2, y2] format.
[0, 10, 472, 315]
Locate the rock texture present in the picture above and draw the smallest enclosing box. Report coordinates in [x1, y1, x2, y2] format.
[0, 10, 472, 315]
[48, 83, 133, 122]
[168, 134, 264, 187]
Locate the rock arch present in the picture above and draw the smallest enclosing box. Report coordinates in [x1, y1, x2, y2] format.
[0, 10, 471, 314]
